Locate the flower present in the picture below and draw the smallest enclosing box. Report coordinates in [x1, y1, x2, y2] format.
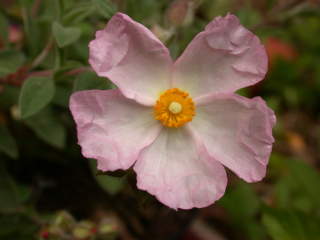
[70, 12, 276, 209]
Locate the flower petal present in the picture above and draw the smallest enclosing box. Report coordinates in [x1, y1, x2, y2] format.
[134, 128, 227, 209]
[190, 94, 275, 182]
[69, 89, 161, 171]
[173, 14, 267, 99]
[89, 13, 173, 105]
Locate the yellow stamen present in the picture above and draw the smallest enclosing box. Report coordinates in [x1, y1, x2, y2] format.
[154, 88, 195, 128]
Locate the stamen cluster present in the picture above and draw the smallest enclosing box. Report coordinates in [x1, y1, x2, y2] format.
[154, 88, 195, 128]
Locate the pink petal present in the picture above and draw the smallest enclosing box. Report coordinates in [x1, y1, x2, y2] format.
[172, 14, 268, 100]
[89, 13, 173, 106]
[134, 128, 227, 209]
[69, 89, 161, 171]
[189, 94, 276, 182]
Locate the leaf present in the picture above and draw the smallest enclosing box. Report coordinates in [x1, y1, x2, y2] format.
[288, 159, 320, 207]
[262, 208, 320, 240]
[52, 85, 72, 107]
[0, 50, 25, 77]
[0, 13, 9, 45]
[52, 21, 81, 47]
[220, 182, 265, 240]
[271, 155, 320, 211]
[96, 174, 126, 196]
[262, 212, 296, 240]
[0, 86, 20, 109]
[220, 182, 261, 220]
[0, 214, 37, 239]
[0, 162, 19, 211]
[20, 2, 42, 57]
[55, 61, 83, 80]
[41, 0, 61, 21]
[90, 160, 125, 195]
[92, 0, 116, 18]
[0, 125, 19, 159]
[25, 108, 66, 149]
[19, 76, 55, 119]
[202, 0, 232, 18]
[73, 71, 110, 91]
[63, 2, 95, 24]
[237, 7, 262, 28]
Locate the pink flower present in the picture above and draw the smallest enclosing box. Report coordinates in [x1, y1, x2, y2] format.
[70, 13, 276, 209]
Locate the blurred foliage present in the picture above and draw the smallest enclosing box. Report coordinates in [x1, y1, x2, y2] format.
[0, 0, 320, 239]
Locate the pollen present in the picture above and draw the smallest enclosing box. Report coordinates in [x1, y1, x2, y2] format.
[154, 88, 195, 128]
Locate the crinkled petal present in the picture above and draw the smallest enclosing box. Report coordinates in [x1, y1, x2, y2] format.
[173, 14, 268, 100]
[189, 94, 276, 182]
[134, 128, 227, 209]
[89, 13, 172, 105]
[69, 89, 161, 171]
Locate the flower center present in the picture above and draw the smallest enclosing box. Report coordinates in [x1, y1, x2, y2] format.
[154, 88, 195, 128]
[168, 101, 182, 114]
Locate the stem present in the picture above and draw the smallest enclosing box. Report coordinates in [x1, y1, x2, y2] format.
[31, 37, 54, 68]
[31, 0, 42, 17]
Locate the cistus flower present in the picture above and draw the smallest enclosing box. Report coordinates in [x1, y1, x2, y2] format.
[70, 13, 276, 209]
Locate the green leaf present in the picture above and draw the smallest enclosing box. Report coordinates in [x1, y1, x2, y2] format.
[220, 182, 265, 240]
[52, 21, 81, 47]
[237, 6, 262, 28]
[262, 208, 320, 240]
[0, 125, 19, 159]
[0, 50, 25, 77]
[96, 175, 126, 196]
[92, 0, 116, 19]
[0, 86, 20, 109]
[221, 182, 261, 220]
[20, 3, 42, 57]
[271, 156, 320, 212]
[125, 0, 161, 22]
[90, 160, 125, 195]
[73, 71, 110, 91]
[288, 159, 320, 207]
[263, 212, 297, 240]
[41, 0, 62, 21]
[63, 2, 95, 24]
[0, 13, 9, 46]
[291, 17, 320, 49]
[0, 162, 19, 211]
[0, 214, 38, 239]
[25, 108, 66, 149]
[54, 60, 83, 81]
[19, 76, 55, 119]
[52, 85, 72, 107]
[202, 0, 233, 19]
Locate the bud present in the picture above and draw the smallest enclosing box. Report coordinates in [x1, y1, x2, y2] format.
[166, 0, 200, 27]
[39, 229, 49, 239]
[151, 24, 175, 43]
[9, 25, 23, 44]
[98, 217, 118, 238]
[52, 210, 76, 233]
[72, 221, 95, 239]
[10, 105, 20, 120]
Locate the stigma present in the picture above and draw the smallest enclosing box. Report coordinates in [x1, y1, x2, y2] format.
[154, 88, 195, 128]
[168, 101, 182, 114]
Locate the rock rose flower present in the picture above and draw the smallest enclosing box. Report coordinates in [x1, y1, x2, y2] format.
[70, 13, 276, 209]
